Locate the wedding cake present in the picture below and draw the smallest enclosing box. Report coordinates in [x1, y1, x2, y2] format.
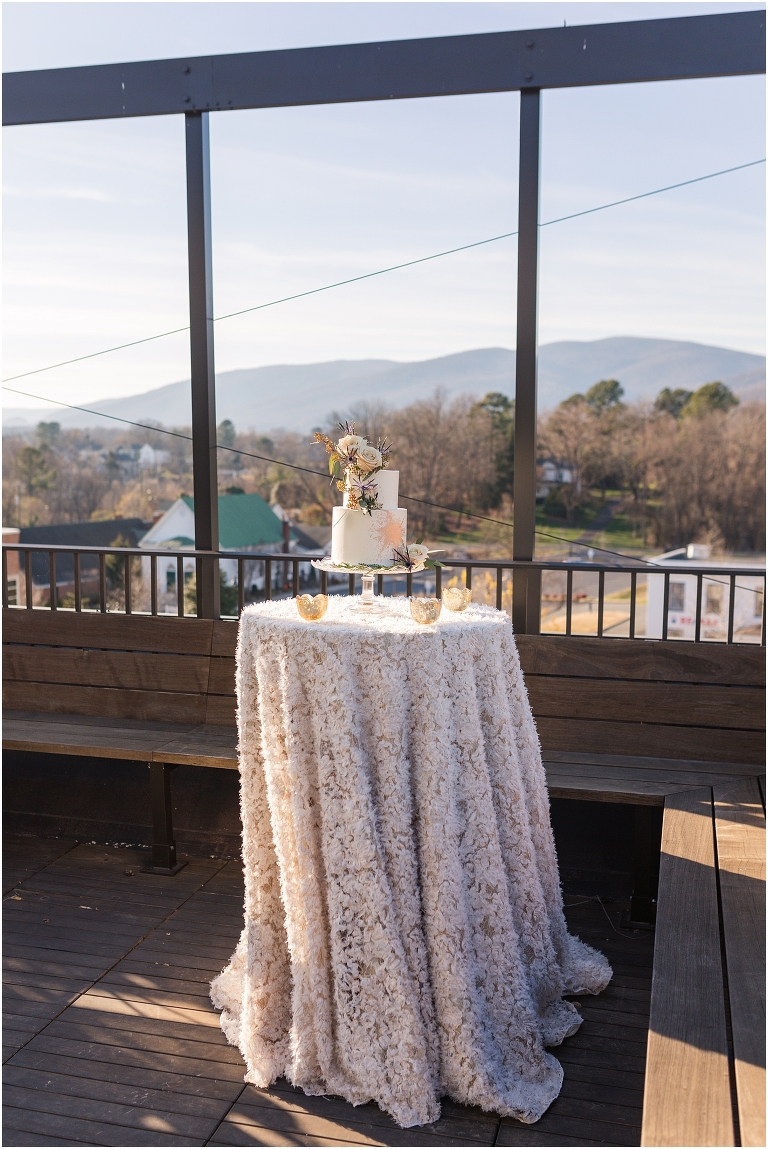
[315, 424, 427, 568]
[332, 469, 406, 565]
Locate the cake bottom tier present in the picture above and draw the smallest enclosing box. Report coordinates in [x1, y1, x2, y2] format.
[331, 506, 407, 566]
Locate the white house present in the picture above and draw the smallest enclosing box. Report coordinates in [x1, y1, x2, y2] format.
[137, 444, 170, 469]
[645, 545, 764, 642]
[139, 492, 328, 609]
[537, 460, 573, 500]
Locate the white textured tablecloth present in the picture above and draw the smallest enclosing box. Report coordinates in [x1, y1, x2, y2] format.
[211, 597, 611, 1128]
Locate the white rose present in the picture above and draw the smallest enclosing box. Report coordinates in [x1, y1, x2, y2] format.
[356, 444, 382, 472]
[337, 434, 365, 454]
[407, 544, 430, 563]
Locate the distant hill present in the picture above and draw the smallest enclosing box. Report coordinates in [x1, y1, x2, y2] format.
[3, 337, 764, 435]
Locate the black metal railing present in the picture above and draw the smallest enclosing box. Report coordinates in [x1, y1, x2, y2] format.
[2, 543, 765, 645]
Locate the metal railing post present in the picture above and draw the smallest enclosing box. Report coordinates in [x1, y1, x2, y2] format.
[513, 88, 542, 635]
[186, 110, 220, 620]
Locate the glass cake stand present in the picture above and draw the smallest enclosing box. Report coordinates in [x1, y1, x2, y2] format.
[311, 558, 426, 613]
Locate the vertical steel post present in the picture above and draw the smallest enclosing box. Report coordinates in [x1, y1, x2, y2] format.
[185, 111, 220, 619]
[512, 88, 542, 635]
[141, 762, 187, 875]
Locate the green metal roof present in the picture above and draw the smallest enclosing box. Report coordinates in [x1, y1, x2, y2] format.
[181, 493, 285, 549]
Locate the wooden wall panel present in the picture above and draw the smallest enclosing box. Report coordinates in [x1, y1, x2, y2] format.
[3, 647, 210, 694]
[517, 634, 765, 687]
[525, 677, 764, 731]
[204, 694, 237, 727]
[211, 620, 238, 659]
[2, 609, 213, 655]
[536, 716, 765, 765]
[208, 657, 236, 696]
[2, 681, 207, 725]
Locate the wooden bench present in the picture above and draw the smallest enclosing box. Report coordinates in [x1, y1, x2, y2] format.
[3, 609, 765, 883]
[642, 776, 766, 1147]
[3, 609, 238, 873]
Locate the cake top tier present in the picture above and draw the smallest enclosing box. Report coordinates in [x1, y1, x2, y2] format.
[343, 469, 399, 511]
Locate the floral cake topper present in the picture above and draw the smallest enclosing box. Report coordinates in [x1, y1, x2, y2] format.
[314, 422, 393, 514]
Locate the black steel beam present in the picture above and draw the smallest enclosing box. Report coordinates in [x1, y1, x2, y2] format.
[186, 111, 220, 620]
[513, 88, 541, 636]
[3, 11, 764, 126]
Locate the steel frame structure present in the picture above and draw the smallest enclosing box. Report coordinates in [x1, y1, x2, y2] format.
[3, 10, 764, 624]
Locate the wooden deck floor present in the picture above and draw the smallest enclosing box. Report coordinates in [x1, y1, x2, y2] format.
[3, 835, 654, 1147]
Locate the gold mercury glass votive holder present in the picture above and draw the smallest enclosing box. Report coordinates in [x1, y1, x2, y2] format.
[442, 587, 473, 612]
[410, 598, 442, 625]
[296, 593, 328, 621]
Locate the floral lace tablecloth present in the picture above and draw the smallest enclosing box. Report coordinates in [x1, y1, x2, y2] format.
[211, 597, 611, 1128]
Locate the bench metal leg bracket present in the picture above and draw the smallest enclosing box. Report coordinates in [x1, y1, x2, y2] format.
[626, 805, 663, 926]
[141, 762, 188, 875]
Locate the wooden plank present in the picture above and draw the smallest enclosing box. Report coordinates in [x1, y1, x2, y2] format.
[207, 657, 236, 696]
[3, 1066, 230, 1121]
[641, 788, 734, 1147]
[4, 717, 175, 761]
[239, 1084, 498, 1143]
[70, 990, 221, 1029]
[204, 694, 237, 727]
[3, 682, 208, 725]
[214, 1115, 483, 1147]
[2, 608, 213, 656]
[536, 717, 766, 765]
[45, 1018, 242, 1064]
[3, 1082, 217, 1140]
[22, 1032, 247, 1082]
[4, 713, 236, 768]
[526, 678, 764, 731]
[543, 750, 764, 776]
[1, 1127, 86, 1147]
[516, 634, 766, 687]
[3, 710, 201, 735]
[545, 760, 759, 791]
[759, 775, 766, 810]
[4, 647, 211, 695]
[220, 1103, 484, 1148]
[500, 1112, 638, 1147]
[211, 620, 238, 659]
[713, 777, 766, 1148]
[1, 1102, 206, 1147]
[157, 730, 238, 769]
[9, 1048, 243, 1101]
[546, 776, 667, 806]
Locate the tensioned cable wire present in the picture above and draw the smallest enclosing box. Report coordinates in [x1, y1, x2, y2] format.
[3, 378, 764, 584]
[2, 158, 763, 384]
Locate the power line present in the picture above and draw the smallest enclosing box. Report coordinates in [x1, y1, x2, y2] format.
[3, 158, 763, 385]
[538, 158, 765, 228]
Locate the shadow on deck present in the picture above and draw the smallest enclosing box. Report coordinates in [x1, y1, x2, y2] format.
[2, 835, 652, 1148]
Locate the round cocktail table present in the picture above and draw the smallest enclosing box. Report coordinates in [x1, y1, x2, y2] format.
[211, 597, 611, 1128]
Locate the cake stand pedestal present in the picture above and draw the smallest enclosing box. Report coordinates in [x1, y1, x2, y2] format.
[311, 559, 426, 614]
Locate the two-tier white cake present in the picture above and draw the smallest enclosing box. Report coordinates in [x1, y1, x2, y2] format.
[331, 469, 407, 566]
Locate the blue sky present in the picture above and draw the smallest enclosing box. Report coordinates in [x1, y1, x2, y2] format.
[2, 2, 765, 410]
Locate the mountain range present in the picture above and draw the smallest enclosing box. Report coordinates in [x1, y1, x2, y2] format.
[3, 337, 764, 435]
